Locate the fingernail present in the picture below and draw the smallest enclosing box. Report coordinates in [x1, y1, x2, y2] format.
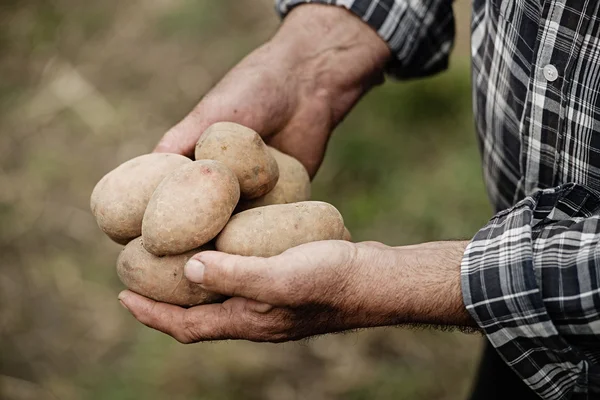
[185, 259, 205, 283]
[118, 299, 129, 311]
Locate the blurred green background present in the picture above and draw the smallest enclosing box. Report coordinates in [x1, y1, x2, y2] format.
[0, 1, 492, 399]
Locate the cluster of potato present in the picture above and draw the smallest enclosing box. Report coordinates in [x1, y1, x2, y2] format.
[91, 122, 349, 307]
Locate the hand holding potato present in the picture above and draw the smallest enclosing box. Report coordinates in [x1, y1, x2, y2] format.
[117, 238, 224, 307]
[118, 240, 475, 343]
[153, 4, 390, 177]
[91, 125, 347, 308]
[93, 4, 398, 341]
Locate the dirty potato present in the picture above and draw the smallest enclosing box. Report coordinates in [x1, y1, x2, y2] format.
[142, 160, 240, 256]
[90, 153, 191, 245]
[236, 147, 310, 212]
[117, 238, 223, 306]
[194, 122, 279, 199]
[216, 201, 345, 257]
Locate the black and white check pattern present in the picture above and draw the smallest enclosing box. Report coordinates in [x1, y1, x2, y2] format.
[277, 1, 600, 399]
[275, 0, 454, 79]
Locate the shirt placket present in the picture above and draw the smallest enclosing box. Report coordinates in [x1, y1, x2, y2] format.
[522, 1, 565, 195]
[523, 0, 590, 195]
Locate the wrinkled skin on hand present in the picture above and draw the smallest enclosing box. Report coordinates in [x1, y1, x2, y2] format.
[153, 4, 390, 177]
[119, 240, 474, 343]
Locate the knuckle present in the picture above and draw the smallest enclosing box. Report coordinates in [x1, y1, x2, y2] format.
[214, 257, 246, 295]
[175, 311, 201, 344]
[225, 256, 268, 300]
[244, 307, 295, 343]
[224, 256, 243, 280]
[213, 301, 240, 338]
[188, 103, 207, 119]
[173, 332, 193, 345]
[221, 306, 236, 324]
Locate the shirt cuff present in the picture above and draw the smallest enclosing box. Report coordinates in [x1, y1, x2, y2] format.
[461, 185, 591, 400]
[274, 0, 455, 79]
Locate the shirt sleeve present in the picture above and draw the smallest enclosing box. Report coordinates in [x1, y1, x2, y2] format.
[274, 0, 455, 79]
[462, 183, 600, 400]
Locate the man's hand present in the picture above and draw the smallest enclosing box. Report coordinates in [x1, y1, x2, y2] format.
[118, 240, 476, 343]
[154, 4, 390, 177]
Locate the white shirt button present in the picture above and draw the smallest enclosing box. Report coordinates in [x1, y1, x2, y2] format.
[543, 64, 559, 82]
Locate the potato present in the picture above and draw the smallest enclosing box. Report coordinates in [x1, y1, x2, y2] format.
[90, 153, 191, 245]
[117, 238, 223, 306]
[194, 122, 279, 199]
[236, 147, 310, 212]
[342, 226, 352, 242]
[216, 201, 345, 257]
[142, 160, 240, 256]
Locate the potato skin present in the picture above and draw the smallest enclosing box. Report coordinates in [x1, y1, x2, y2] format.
[117, 238, 224, 306]
[90, 153, 191, 245]
[236, 147, 310, 212]
[142, 160, 240, 256]
[194, 122, 279, 199]
[216, 201, 345, 257]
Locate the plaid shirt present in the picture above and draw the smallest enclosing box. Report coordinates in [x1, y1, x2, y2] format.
[277, 1, 600, 399]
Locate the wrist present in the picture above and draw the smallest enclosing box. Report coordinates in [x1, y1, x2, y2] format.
[348, 241, 476, 329]
[401, 241, 475, 328]
[270, 4, 391, 124]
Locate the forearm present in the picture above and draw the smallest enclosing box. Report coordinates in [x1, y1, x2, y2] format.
[347, 241, 477, 330]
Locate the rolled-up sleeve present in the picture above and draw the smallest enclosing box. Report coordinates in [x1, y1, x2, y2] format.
[275, 0, 455, 79]
[462, 183, 600, 400]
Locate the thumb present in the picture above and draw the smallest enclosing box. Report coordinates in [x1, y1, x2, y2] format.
[184, 251, 286, 305]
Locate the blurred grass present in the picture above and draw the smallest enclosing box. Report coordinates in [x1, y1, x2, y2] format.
[0, 1, 488, 400]
[318, 69, 491, 244]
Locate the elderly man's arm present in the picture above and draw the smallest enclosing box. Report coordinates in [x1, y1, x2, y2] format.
[118, 239, 476, 343]
[119, 184, 600, 400]
[154, 0, 455, 176]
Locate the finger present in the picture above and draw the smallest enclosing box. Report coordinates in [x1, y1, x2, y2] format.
[119, 290, 294, 343]
[153, 116, 208, 157]
[153, 92, 268, 157]
[118, 290, 236, 343]
[118, 290, 187, 341]
[356, 241, 389, 249]
[184, 251, 287, 305]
